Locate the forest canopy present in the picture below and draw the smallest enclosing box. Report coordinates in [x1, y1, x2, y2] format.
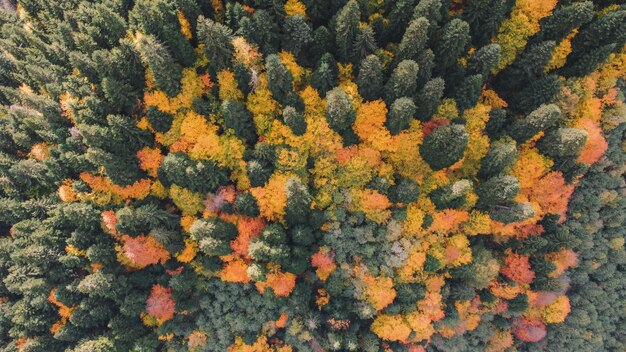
[0, 0, 624, 351]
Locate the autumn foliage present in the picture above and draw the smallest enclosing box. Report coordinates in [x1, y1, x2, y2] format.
[2, 0, 625, 350]
[145, 284, 176, 324]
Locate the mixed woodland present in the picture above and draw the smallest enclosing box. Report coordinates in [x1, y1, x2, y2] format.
[0, 0, 624, 351]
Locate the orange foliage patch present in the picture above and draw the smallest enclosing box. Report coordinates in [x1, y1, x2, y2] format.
[354, 189, 392, 224]
[188, 330, 209, 350]
[428, 209, 470, 234]
[256, 271, 296, 297]
[101, 210, 118, 236]
[486, 329, 514, 352]
[512, 317, 546, 342]
[500, 250, 535, 285]
[176, 238, 198, 263]
[418, 291, 445, 321]
[58, 179, 78, 202]
[80, 172, 152, 201]
[119, 234, 170, 269]
[371, 314, 412, 342]
[220, 255, 251, 283]
[232, 217, 266, 257]
[311, 248, 336, 281]
[250, 173, 291, 222]
[48, 288, 75, 334]
[229, 336, 293, 352]
[146, 284, 176, 323]
[354, 100, 388, 142]
[30, 142, 50, 160]
[275, 312, 289, 328]
[362, 275, 397, 311]
[575, 119, 608, 164]
[136, 147, 164, 177]
[546, 249, 578, 278]
[526, 172, 574, 222]
[398, 250, 426, 282]
[316, 288, 330, 309]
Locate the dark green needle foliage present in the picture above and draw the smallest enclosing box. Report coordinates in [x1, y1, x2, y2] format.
[0, 0, 624, 351]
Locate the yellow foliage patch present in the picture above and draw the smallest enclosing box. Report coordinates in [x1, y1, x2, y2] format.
[284, 0, 307, 17]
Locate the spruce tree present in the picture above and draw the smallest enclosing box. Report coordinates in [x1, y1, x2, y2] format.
[508, 104, 561, 143]
[311, 53, 339, 97]
[386, 97, 416, 135]
[325, 87, 356, 134]
[265, 54, 296, 106]
[282, 15, 313, 57]
[133, 34, 182, 97]
[476, 175, 521, 209]
[357, 54, 383, 101]
[462, 0, 512, 46]
[384, 59, 419, 104]
[128, 0, 196, 66]
[197, 16, 234, 73]
[415, 77, 445, 120]
[221, 100, 257, 144]
[352, 25, 378, 64]
[394, 17, 430, 64]
[335, 0, 361, 62]
[282, 106, 307, 136]
[435, 18, 471, 71]
[420, 124, 469, 170]
[467, 44, 501, 77]
[538, 128, 588, 159]
[383, 0, 415, 44]
[478, 138, 518, 179]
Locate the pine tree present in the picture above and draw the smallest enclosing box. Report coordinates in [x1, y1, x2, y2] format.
[158, 153, 230, 193]
[564, 7, 626, 77]
[490, 202, 535, 224]
[128, 0, 196, 66]
[190, 218, 238, 257]
[383, 0, 415, 44]
[536, 1, 594, 42]
[455, 74, 483, 111]
[430, 179, 472, 209]
[352, 25, 378, 64]
[462, 0, 513, 46]
[479, 138, 518, 179]
[285, 178, 311, 227]
[467, 44, 501, 77]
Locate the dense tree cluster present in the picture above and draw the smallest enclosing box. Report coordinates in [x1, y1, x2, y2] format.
[0, 0, 624, 351]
